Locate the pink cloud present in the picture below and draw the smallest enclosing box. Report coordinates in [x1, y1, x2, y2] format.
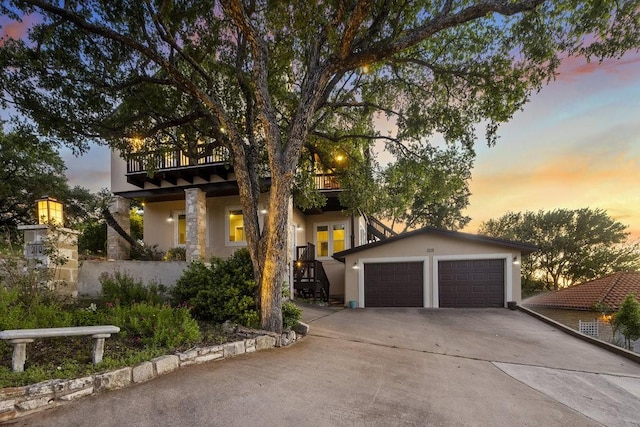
[556, 52, 640, 82]
[0, 14, 41, 46]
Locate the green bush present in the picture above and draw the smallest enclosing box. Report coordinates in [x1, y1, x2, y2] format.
[0, 287, 71, 330]
[282, 300, 302, 331]
[164, 246, 186, 261]
[104, 302, 201, 349]
[171, 248, 259, 327]
[100, 271, 168, 306]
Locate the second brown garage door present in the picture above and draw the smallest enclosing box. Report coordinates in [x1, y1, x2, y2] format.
[438, 259, 504, 308]
[364, 262, 424, 307]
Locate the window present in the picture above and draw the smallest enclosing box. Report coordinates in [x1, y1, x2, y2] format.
[315, 222, 348, 258]
[226, 207, 246, 246]
[175, 212, 186, 246]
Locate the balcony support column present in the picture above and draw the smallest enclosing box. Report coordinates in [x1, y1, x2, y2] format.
[185, 188, 206, 262]
[107, 196, 131, 260]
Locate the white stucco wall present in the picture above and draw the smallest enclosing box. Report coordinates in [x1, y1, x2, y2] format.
[342, 233, 523, 308]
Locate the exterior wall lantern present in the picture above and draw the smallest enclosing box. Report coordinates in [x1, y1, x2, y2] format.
[36, 196, 64, 226]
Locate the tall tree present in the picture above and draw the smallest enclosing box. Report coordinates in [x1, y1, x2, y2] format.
[0, 126, 68, 238]
[479, 208, 640, 290]
[2, 1, 639, 332]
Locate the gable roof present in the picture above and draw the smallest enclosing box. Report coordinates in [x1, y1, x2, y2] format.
[332, 226, 538, 262]
[524, 272, 640, 311]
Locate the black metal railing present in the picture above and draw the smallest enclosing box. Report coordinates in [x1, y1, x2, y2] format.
[293, 242, 330, 302]
[367, 217, 398, 242]
[126, 146, 229, 174]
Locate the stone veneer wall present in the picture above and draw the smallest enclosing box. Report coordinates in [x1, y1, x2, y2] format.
[0, 330, 301, 423]
[106, 196, 131, 260]
[184, 188, 206, 262]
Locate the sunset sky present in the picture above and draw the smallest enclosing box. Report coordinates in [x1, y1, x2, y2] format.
[2, 12, 639, 243]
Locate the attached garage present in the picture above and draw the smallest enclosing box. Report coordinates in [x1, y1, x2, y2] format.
[438, 259, 505, 308]
[333, 227, 537, 309]
[364, 262, 424, 307]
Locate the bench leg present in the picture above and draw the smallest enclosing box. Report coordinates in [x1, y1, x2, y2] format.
[91, 334, 111, 364]
[9, 339, 34, 373]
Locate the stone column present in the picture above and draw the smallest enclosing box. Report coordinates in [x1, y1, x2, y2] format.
[185, 188, 206, 262]
[107, 196, 131, 260]
[18, 224, 81, 297]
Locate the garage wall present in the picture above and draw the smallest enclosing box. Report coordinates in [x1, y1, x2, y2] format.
[342, 233, 522, 308]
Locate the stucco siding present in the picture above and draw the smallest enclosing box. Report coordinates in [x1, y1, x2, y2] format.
[341, 233, 523, 308]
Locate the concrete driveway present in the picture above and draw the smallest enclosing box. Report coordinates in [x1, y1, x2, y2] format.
[14, 306, 640, 426]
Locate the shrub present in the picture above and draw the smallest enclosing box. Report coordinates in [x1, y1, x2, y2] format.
[282, 301, 302, 331]
[104, 302, 201, 349]
[164, 246, 186, 261]
[100, 271, 168, 306]
[171, 248, 259, 327]
[613, 293, 640, 350]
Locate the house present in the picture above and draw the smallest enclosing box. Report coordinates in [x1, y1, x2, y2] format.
[109, 145, 386, 301]
[109, 145, 536, 307]
[523, 272, 640, 311]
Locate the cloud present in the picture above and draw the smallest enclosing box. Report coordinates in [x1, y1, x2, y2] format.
[0, 14, 40, 46]
[555, 51, 640, 82]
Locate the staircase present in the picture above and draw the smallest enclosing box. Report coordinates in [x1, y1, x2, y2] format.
[293, 243, 330, 302]
[367, 217, 398, 242]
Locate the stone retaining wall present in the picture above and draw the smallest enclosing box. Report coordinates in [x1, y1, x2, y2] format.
[0, 330, 300, 423]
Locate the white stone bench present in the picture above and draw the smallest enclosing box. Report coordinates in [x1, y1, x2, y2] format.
[0, 325, 120, 372]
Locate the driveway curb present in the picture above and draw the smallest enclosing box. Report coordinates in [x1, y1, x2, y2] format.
[518, 305, 640, 365]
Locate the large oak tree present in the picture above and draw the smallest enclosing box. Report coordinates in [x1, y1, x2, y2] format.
[479, 208, 640, 290]
[1, 1, 639, 332]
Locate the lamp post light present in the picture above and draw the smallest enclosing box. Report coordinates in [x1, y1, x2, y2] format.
[36, 196, 64, 226]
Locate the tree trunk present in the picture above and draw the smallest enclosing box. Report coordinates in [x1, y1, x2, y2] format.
[255, 175, 292, 334]
[101, 207, 146, 256]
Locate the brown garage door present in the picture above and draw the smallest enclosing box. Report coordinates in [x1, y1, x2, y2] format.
[364, 262, 423, 307]
[438, 259, 504, 308]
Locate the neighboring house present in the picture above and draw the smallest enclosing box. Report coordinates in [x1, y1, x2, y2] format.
[523, 272, 640, 311]
[523, 272, 640, 352]
[109, 146, 536, 307]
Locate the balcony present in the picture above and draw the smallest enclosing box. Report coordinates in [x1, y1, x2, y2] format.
[125, 146, 231, 188]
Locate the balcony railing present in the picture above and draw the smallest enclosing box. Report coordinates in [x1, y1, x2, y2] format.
[314, 173, 341, 191]
[126, 145, 229, 174]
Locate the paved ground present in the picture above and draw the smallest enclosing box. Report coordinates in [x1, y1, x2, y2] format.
[13, 306, 640, 426]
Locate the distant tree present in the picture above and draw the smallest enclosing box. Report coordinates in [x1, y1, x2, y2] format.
[479, 208, 640, 290]
[0, 126, 68, 239]
[612, 293, 640, 350]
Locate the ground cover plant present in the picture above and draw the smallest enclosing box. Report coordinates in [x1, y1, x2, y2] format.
[1, 249, 302, 388]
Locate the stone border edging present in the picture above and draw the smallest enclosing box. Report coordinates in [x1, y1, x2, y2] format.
[517, 305, 640, 365]
[0, 326, 307, 423]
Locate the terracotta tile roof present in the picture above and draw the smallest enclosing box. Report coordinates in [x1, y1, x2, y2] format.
[524, 272, 640, 311]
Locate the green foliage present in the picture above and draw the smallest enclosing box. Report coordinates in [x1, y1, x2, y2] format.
[103, 303, 201, 349]
[130, 207, 144, 242]
[0, 287, 71, 330]
[0, 127, 67, 240]
[99, 271, 168, 306]
[164, 246, 186, 261]
[612, 293, 640, 350]
[282, 301, 302, 331]
[377, 145, 473, 231]
[171, 248, 259, 327]
[479, 208, 640, 290]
